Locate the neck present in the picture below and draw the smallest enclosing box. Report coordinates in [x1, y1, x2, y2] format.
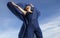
[27, 10, 32, 13]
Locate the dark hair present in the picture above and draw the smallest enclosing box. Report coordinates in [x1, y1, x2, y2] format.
[24, 4, 34, 11]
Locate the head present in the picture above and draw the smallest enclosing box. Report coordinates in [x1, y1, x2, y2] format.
[24, 4, 34, 11]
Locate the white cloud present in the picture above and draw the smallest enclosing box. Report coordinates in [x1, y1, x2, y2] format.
[0, 15, 60, 38]
[40, 16, 60, 38]
[0, 18, 19, 38]
[0, 29, 19, 38]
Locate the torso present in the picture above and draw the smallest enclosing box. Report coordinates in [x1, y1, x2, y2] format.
[25, 8, 40, 27]
[25, 9, 38, 23]
[25, 11, 39, 27]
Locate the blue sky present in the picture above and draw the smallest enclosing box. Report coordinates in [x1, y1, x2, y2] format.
[0, 0, 60, 38]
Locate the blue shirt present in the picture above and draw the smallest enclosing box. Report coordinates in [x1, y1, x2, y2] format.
[25, 7, 40, 27]
[7, 2, 40, 27]
[17, 3, 40, 25]
[26, 8, 40, 21]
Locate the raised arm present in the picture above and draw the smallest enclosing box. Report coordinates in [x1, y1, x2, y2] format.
[11, 2, 27, 15]
[7, 2, 26, 21]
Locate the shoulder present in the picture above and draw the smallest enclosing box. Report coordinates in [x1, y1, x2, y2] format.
[33, 7, 40, 13]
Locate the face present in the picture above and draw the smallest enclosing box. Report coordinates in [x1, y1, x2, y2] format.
[25, 5, 31, 11]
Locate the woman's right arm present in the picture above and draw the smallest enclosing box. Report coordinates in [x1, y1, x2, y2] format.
[7, 2, 25, 21]
[11, 2, 27, 15]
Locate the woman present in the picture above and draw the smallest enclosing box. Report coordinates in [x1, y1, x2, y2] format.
[7, 2, 43, 38]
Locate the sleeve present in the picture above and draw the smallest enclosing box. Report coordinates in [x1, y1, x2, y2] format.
[7, 2, 25, 21]
[35, 7, 40, 18]
[36, 9, 40, 17]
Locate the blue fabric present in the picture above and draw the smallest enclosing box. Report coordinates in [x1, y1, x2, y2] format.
[26, 7, 40, 20]
[25, 7, 43, 38]
[7, 2, 25, 21]
[7, 2, 42, 38]
[7, 2, 27, 38]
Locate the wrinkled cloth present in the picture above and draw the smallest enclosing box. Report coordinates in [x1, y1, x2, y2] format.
[25, 7, 43, 38]
[7, 2, 43, 38]
[7, 2, 27, 38]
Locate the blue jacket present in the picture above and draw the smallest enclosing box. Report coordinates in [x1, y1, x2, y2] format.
[7, 2, 40, 38]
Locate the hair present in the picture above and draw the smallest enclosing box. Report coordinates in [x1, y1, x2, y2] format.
[24, 4, 34, 11]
